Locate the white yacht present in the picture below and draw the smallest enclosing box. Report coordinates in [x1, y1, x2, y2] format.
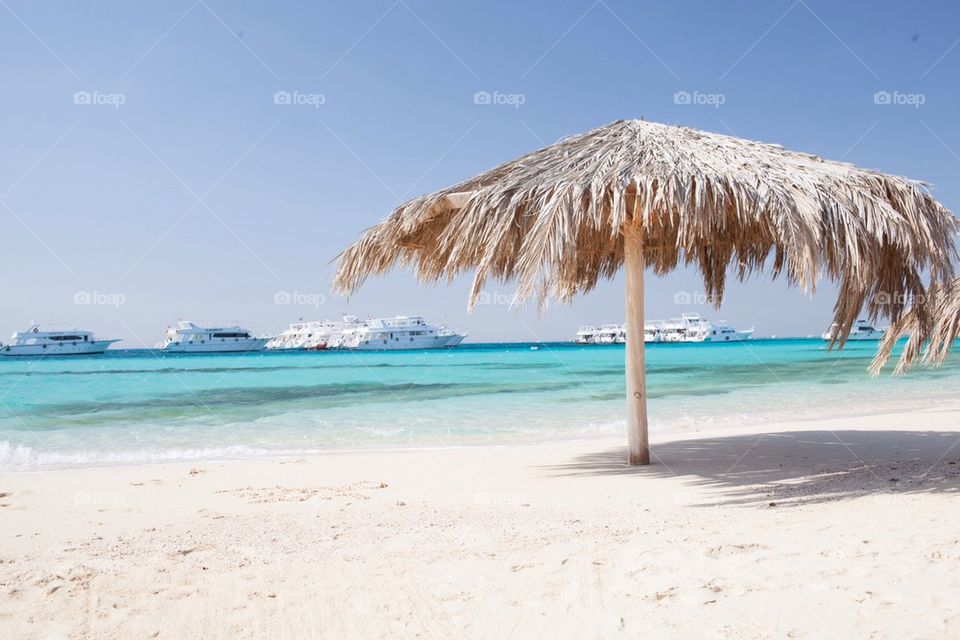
[577, 315, 752, 344]
[266, 319, 348, 351]
[644, 323, 665, 343]
[575, 325, 601, 344]
[334, 316, 465, 351]
[576, 323, 667, 344]
[821, 319, 885, 342]
[159, 321, 269, 353]
[0, 325, 120, 356]
[576, 324, 627, 344]
[594, 324, 626, 344]
[661, 314, 753, 343]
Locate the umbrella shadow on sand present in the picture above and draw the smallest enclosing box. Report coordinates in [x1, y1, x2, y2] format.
[545, 429, 960, 506]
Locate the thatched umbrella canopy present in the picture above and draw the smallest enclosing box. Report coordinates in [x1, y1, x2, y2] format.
[871, 277, 960, 375]
[335, 119, 959, 465]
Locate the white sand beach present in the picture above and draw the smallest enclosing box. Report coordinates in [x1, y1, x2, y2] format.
[3, 409, 960, 639]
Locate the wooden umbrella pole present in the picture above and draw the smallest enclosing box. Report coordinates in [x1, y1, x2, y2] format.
[624, 222, 650, 465]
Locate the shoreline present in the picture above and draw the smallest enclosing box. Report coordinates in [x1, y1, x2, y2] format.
[4, 401, 960, 474]
[3, 407, 960, 638]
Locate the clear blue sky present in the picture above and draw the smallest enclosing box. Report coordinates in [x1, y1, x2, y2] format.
[1, 0, 958, 345]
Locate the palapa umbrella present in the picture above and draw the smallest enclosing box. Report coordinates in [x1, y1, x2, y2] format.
[334, 119, 959, 465]
[871, 276, 960, 375]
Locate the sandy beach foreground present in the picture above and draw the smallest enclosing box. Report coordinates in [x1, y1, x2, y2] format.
[3, 409, 960, 639]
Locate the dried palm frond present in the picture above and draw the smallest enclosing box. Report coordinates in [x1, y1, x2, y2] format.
[871, 277, 960, 374]
[335, 119, 959, 347]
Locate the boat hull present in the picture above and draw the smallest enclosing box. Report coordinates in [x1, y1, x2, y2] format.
[0, 339, 119, 357]
[349, 335, 464, 351]
[693, 329, 754, 343]
[821, 332, 885, 341]
[160, 338, 269, 353]
[442, 334, 466, 348]
[346, 333, 467, 351]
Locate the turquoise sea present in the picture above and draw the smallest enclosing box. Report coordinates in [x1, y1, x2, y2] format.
[1, 340, 958, 470]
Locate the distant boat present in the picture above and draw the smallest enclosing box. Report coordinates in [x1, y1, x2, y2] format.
[822, 319, 885, 342]
[266, 319, 352, 351]
[576, 314, 752, 344]
[159, 321, 269, 353]
[660, 314, 753, 343]
[334, 316, 466, 351]
[576, 323, 664, 344]
[0, 325, 120, 356]
[643, 323, 664, 343]
[269, 315, 463, 351]
[575, 323, 626, 344]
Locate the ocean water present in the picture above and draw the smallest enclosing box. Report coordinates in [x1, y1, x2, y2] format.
[0, 340, 958, 470]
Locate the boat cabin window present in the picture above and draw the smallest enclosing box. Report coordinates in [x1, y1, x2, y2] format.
[50, 335, 83, 341]
[212, 332, 250, 339]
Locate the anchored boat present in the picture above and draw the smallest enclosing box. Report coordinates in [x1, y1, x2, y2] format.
[575, 324, 627, 344]
[159, 321, 269, 353]
[659, 314, 753, 342]
[821, 319, 885, 342]
[269, 316, 466, 351]
[335, 316, 466, 350]
[0, 325, 120, 356]
[576, 314, 753, 344]
[266, 318, 356, 351]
